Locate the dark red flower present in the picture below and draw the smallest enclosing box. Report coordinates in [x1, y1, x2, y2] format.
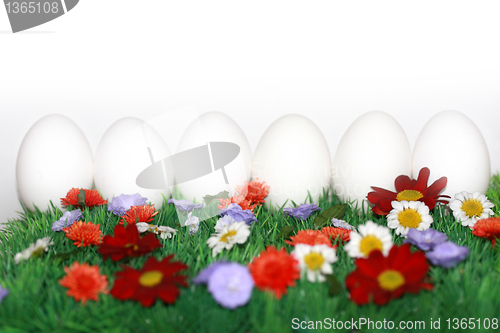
[248, 246, 300, 299]
[110, 255, 188, 307]
[61, 188, 107, 209]
[98, 224, 162, 261]
[367, 167, 449, 215]
[471, 217, 500, 247]
[346, 244, 433, 305]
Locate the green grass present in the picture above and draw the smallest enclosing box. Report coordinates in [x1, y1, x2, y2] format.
[1, 178, 500, 333]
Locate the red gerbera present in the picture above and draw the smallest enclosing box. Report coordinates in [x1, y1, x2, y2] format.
[346, 244, 433, 306]
[236, 179, 270, 205]
[98, 224, 162, 261]
[320, 227, 351, 245]
[61, 188, 107, 209]
[285, 229, 333, 248]
[58, 262, 109, 305]
[120, 205, 158, 225]
[248, 246, 300, 299]
[218, 195, 257, 212]
[471, 217, 500, 247]
[367, 167, 449, 215]
[110, 255, 188, 307]
[63, 221, 102, 247]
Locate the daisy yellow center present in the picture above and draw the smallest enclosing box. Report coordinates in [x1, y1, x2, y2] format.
[304, 252, 325, 271]
[359, 235, 383, 256]
[220, 230, 237, 243]
[461, 199, 483, 218]
[31, 247, 45, 258]
[396, 190, 423, 202]
[139, 271, 163, 287]
[397, 208, 422, 228]
[377, 270, 405, 291]
[125, 243, 139, 251]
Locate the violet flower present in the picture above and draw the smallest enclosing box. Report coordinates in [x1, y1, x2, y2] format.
[192, 261, 230, 285]
[168, 198, 203, 212]
[331, 218, 355, 230]
[108, 193, 148, 216]
[404, 228, 448, 251]
[214, 215, 237, 233]
[0, 286, 8, 303]
[207, 263, 254, 310]
[218, 204, 257, 226]
[426, 241, 469, 268]
[51, 209, 82, 231]
[283, 203, 321, 220]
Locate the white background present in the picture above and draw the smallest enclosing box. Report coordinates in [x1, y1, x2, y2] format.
[1, 0, 499, 227]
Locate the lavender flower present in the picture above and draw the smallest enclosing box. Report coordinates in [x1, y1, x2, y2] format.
[184, 212, 200, 235]
[207, 263, 254, 310]
[404, 228, 448, 251]
[283, 203, 321, 220]
[218, 204, 257, 226]
[192, 261, 230, 285]
[331, 218, 355, 230]
[0, 286, 8, 303]
[108, 193, 148, 216]
[168, 198, 203, 212]
[214, 215, 237, 233]
[426, 241, 469, 268]
[51, 209, 82, 231]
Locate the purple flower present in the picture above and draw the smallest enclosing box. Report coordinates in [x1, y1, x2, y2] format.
[404, 228, 448, 251]
[207, 263, 254, 310]
[283, 203, 321, 220]
[168, 198, 203, 212]
[0, 286, 8, 303]
[214, 215, 237, 233]
[426, 241, 469, 268]
[51, 209, 82, 231]
[331, 218, 355, 230]
[218, 204, 257, 226]
[192, 261, 230, 285]
[108, 193, 148, 216]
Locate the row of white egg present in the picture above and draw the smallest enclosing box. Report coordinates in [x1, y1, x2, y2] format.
[16, 110, 490, 212]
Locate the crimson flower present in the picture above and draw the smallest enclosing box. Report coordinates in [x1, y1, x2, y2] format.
[367, 167, 449, 215]
[346, 244, 433, 305]
[285, 229, 333, 248]
[61, 188, 107, 209]
[110, 255, 188, 307]
[471, 217, 500, 247]
[248, 246, 300, 299]
[98, 224, 162, 261]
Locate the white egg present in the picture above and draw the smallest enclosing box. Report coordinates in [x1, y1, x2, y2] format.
[412, 110, 490, 197]
[16, 114, 93, 211]
[175, 111, 251, 202]
[252, 114, 331, 208]
[94, 117, 172, 207]
[332, 111, 411, 209]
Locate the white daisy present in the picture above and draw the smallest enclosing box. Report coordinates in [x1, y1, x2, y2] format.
[386, 200, 433, 237]
[136, 223, 177, 239]
[449, 191, 494, 227]
[14, 237, 54, 264]
[344, 221, 393, 258]
[214, 215, 237, 233]
[292, 244, 337, 283]
[206, 221, 250, 257]
[184, 212, 200, 235]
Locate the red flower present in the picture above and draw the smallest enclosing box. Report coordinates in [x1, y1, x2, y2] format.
[218, 195, 257, 212]
[285, 229, 333, 248]
[367, 167, 449, 215]
[63, 221, 102, 247]
[236, 179, 270, 205]
[471, 217, 500, 247]
[120, 205, 158, 225]
[320, 227, 351, 244]
[98, 224, 162, 261]
[110, 255, 188, 307]
[248, 246, 300, 299]
[346, 244, 433, 305]
[58, 262, 109, 305]
[61, 188, 107, 209]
